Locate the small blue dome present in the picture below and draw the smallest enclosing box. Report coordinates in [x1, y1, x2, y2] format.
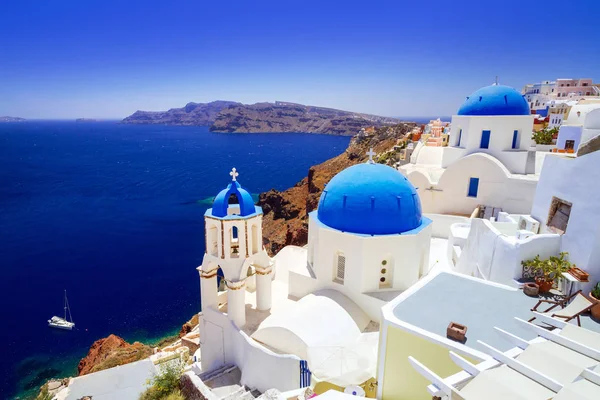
[317, 163, 422, 235]
[212, 180, 256, 218]
[458, 85, 530, 116]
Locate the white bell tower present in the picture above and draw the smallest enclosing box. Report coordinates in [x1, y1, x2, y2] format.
[197, 168, 272, 371]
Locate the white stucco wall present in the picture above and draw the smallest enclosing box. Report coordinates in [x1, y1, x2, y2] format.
[408, 153, 537, 216]
[556, 125, 583, 150]
[424, 213, 470, 238]
[455, 218, 561, 286]
[309, 215, 432, 295]
[447, 115, 534, 174]
[531, 151, 600, 292]
[200, 308, 302, 393]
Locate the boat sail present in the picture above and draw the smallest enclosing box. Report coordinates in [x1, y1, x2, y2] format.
[48, 290, 75, 330]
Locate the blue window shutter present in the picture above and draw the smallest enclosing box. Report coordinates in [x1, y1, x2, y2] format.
[512, 130, 519, 149]
[480, 130, 490, 149]
[468, 178, 479, 198]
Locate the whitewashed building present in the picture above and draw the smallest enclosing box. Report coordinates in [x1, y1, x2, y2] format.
[401, 84, 539, 216]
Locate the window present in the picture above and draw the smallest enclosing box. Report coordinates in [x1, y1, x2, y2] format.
[457, 129, 462, 147]
[480, 130, 491, 149]
[547, 197, 572, 234]
[467, 178, 479, 198]
[512, 130, 519, 149]
[335, 253, 345, 283]
[565, 140, 575, 150]
[379, 257, 393, 289]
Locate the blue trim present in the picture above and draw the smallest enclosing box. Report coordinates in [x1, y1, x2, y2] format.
[480, 130, 490, 149]
[512, 130, 519, 149]
[468, 178, 479, 198]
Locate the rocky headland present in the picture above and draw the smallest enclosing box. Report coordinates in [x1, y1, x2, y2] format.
[257, 123, 415, 254]
[122, 100, 241, 126]
[122, 100, 399, 136]
[210, 101, 400, 135]
[77, 334, 153, 376]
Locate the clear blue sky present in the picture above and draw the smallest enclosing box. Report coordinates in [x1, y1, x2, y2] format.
[1, 0, 599, 119]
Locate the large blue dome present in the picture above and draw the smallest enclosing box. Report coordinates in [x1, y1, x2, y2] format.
[317, 163, 423, 235]
[457, 84, 530, 116]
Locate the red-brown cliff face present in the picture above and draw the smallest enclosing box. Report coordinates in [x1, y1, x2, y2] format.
[77, 334, 152, 376]
[258, 123, 415, 255]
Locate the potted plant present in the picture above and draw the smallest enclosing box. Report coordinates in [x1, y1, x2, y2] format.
[522, 252, 572, 293]
[590, 282, 600, 304]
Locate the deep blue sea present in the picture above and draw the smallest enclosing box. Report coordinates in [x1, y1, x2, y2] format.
[0, 121, 350, 399]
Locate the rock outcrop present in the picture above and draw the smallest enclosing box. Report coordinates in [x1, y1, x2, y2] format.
[178, 313, 199, 338]
[122, 101, 241, 126]
[210, 101, 400, 136]
[77, 334, 152, 376]
[258, 123, 414, 254]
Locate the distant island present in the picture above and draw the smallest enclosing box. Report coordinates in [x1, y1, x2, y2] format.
[122, 100, 240, 127]
[0, 116, 26, 122]
[76, 118, 97, 122]
[122, 101, 400, 136]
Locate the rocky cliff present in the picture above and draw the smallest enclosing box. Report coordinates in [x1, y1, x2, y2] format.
[210, 101, 400, 136]
[77, 334, 153, 376]
[121, 101, 241, 126]
[121, 100, 399, 136]
[258, 123, 415, 254]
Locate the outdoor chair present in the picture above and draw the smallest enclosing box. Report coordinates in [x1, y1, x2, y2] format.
[529, 290, 595, 326]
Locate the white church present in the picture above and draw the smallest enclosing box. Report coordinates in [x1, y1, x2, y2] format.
[196, 155, 435, 394]
[401, 83, 542, 215]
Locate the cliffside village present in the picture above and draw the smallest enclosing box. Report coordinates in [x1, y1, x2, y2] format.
[48, 78, 600, 400]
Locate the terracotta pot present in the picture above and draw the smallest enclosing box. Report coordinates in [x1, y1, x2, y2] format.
[524, 283, 540, 297]
[535, 278, 553, 293]
[589, 292, 600, 305]
[591, 304, 600, 320]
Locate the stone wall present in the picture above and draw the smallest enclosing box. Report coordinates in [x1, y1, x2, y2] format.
[180, 372, 220, 400]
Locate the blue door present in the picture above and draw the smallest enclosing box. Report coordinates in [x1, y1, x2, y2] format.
[480, 130, 491, 149]
[468, 178, 479, 198]
[512, 130, 519, 149]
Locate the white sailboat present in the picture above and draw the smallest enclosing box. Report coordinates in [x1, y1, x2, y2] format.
[48, 290, 75, 330]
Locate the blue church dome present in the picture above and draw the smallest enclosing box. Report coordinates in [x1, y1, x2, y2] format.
[457, 84, 530, 116]
[317, 163, 423, 235]
[211, 169, 256, 218]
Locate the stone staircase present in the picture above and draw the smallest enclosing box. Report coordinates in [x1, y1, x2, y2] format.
[196, 364, 261, 399]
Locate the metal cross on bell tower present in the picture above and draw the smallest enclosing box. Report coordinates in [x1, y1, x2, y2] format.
[366, 148, 376, 164]
[229, 167, 239, 181]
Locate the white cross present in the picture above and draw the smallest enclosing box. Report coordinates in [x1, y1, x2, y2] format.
[366, 148, 376, 164]
[229, 167, 239, 181]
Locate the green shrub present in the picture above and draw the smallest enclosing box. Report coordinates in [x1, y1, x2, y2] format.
[139, 360, 184, 400]
[592, 282, 600, 300]
[532, 127, 558, 145]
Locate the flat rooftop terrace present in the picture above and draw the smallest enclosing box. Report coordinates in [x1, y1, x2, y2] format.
[392, 272, 600, 353]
